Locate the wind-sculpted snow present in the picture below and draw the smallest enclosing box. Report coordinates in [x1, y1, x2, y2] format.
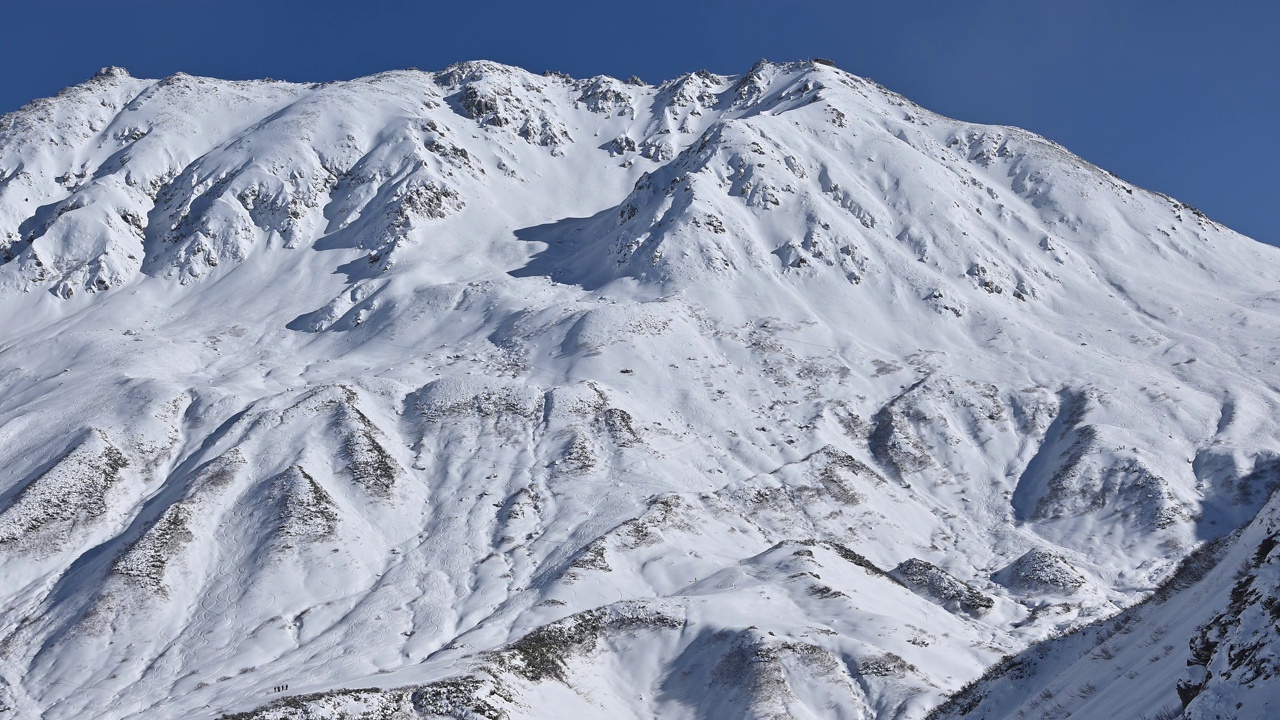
[1, 59, 1279, 719]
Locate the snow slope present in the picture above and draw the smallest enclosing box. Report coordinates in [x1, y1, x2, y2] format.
[0, 59, 1278, 719]
[927, 482, 1280, 720]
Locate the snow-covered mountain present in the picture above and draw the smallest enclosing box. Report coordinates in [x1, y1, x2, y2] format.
[0, 59, 1277, 720]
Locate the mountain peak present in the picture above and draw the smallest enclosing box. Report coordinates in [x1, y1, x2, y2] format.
[93, 65, 130, 79]
[1, 60, 1278, 720]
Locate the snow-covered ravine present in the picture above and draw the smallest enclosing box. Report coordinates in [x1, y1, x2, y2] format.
[0, 60, 1277, 719]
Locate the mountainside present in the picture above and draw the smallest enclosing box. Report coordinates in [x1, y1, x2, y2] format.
[0, 59, 1278, 720]
[928, 485, 1280, 720]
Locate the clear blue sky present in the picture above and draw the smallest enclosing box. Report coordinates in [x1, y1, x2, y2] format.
[3, 1, 1276, 244]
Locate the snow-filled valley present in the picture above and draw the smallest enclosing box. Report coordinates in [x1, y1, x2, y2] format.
[1, 59, 1278, 719]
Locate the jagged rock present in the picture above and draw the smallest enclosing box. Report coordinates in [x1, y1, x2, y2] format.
[891, 558, 995, 616]
[992, 548, 1088, 594]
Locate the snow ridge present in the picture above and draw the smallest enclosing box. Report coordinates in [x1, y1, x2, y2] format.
[1, 59, 1279, 719]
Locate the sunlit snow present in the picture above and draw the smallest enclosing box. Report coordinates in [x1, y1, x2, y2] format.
[1, 60, 1278, 719]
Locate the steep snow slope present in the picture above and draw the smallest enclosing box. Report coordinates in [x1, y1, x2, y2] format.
[1, 60, 1278, 720]
[927, 480, 1280, 720]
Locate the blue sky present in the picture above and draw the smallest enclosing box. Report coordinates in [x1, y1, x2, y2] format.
[3, 1, 1276, 244]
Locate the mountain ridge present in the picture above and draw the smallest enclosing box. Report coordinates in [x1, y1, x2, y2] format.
[0, 59, 1278, 719]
